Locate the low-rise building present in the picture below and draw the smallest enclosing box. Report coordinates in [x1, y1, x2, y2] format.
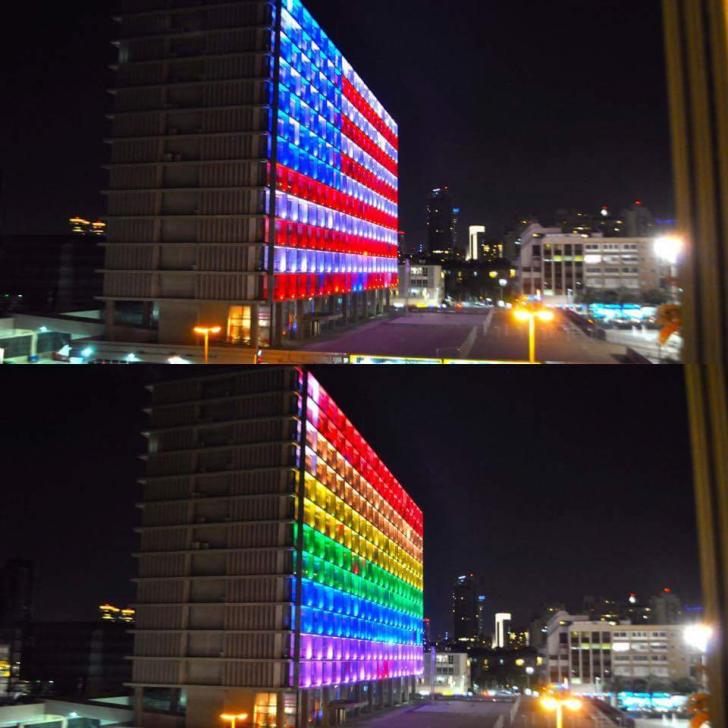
[423, 652, 470, 696]
[517, 224, 666, 306]
[394, 263, 444, 308]
[541, 611, 694, 695]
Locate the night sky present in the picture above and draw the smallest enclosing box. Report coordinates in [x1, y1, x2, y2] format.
[0, 0, 672, 243]
[0, 367, 700, 636]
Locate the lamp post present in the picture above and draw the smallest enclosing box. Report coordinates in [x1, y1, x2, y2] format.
[193, 326, 222, 365]
[540, 695, 582, 728]
[220, 713, 249, 728]
[498, 278, 508, 306]
[654, 235, 684, 303]
[526, 666, 535, 692]
[513, 306, 555, 364]
[684, 624, 713, 691]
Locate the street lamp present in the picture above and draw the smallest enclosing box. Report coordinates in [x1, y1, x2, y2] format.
[540, 695, 582, 728]
[654, 235, 684, 303]
[684, 623, 713, 690]
[513, 306, 555, 364]
[193, 326, 222, 364]
[220, 713, 249, 728]
[498, 278, 508, 306]
[525, 666, 535, 691]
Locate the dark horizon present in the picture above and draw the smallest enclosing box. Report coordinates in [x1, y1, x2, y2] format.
[0, 367, 701, 638]
[0, 0, 672, 246]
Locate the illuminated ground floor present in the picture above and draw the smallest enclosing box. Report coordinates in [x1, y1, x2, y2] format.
[104, 289, 390, 349]
[132, 677, 418, 728]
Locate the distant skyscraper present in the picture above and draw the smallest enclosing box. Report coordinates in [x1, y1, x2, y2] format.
[467, 226, 486, 262]
[494, 612, 512, 649]
[452, 574, 479, 641]
[649, 588, 683, 624]
[105, 0, 399, 349]
[622, 200, 655, 237]
[477, 595, 488, 639]
[427, 188, 457, 258]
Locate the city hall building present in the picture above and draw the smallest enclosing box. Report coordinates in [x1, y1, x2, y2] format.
[133, 368, 423, 728]
[103, 0, 398, 349]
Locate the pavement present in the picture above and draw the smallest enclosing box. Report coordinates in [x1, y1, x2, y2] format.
[605, 328, 683, 363]
[299, 310, 628, 364]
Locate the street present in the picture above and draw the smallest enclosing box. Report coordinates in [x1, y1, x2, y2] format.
[354, 698, 601, 728]
[300, 310, 627, 364]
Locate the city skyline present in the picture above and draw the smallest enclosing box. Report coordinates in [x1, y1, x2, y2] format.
[0, 367, 700, 636]
[0, 0, 671, 244]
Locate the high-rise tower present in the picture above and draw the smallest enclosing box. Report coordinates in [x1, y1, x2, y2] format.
[426, 188, 457, 259]
[452, 574, 479, 642]
[133, 369, 423, 728]
[104, 0, 399, 349]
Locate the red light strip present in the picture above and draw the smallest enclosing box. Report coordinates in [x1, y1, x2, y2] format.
[274, 272, 398, 302]
[276, 164, 398, 231]
[274, 218, 397, 258]
[342, 117, 398, 177]
[343, 77, 399, 151]
[313, 382, 424, 537]
[341, 155, 398, 205]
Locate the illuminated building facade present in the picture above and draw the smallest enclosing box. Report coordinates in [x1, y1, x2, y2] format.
[135, 369, 423, 728]
[494, 613, 512, 649]
[105, 0, 398, 348]
[467, 226, 485, 262]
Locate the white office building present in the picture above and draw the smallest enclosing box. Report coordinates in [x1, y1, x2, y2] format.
[517, 224, 664, 306]
[394, 263, 445, 308]
[541, 611, 694, 695]
[423, 652, 471, 696]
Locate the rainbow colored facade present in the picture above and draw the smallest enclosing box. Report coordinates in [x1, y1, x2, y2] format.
[271, 0, 399, 303]
[295, 373, 424, 688]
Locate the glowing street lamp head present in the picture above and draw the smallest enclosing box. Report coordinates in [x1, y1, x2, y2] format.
[540, 696, 559, 712]
[565, 698, 583, 712]
[537, 309, 555, 323]
[194, 326, 222, 336]
[684, 624, 713, 653]
[654, 235, 684, 265]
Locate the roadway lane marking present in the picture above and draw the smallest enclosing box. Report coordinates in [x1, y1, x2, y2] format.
[510, 696, 522, 722]
[482, 309, 495, 336]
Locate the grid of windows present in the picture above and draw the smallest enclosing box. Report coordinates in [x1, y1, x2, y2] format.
[295, 374, 423, 688]
[272, 0, 399, 302]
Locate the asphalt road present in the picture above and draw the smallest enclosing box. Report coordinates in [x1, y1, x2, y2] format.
[300, 310, 627, 364]
[355, 698, 515, 728]
[469, 310, 625, 364]
[355, 698, 599, 728]
[302, 312, 490, 360]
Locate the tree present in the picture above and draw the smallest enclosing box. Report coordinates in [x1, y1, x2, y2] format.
[643, 288, 670, 305]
